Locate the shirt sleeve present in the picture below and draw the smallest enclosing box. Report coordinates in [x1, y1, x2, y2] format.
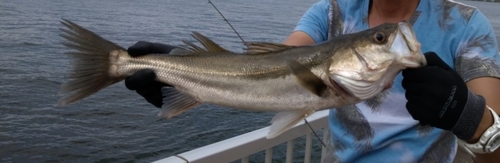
[454, 9, 500, 82]
[293, 0, 330, 44]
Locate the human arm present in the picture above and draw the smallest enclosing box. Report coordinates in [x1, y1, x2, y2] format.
[401, 10, 500, 162]
[402, 52, 500, 162]
[283, 0, 330, 46]
[283, 31, 316, 46]
[467, 77, 500, 162]
[452, 10, 500, 162]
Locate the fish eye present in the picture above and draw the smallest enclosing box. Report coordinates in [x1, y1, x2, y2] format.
[373, 32, 386, 43]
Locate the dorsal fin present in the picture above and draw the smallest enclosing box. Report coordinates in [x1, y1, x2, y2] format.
[243, 42, 296, 54]
[169, 47, 191, 55]
[174, 32, 233, 55]
[190, 31, 231, 52]
[182, 40, 205, 52]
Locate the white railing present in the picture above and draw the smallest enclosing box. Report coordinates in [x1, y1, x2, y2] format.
[153, 110, 330, 163]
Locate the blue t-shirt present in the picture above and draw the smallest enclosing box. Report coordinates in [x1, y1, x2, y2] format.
[294, 0, 500, 162]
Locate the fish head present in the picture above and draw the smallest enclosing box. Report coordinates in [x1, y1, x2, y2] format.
[328, 21, 426, 100]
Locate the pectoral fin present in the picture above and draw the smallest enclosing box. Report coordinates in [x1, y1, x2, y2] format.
[267, 110, 315, 139]
[158, 87, 201, 118]
[286, 60, 327, 97]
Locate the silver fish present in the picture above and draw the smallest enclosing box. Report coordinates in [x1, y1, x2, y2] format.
[57, 19, 426, 138]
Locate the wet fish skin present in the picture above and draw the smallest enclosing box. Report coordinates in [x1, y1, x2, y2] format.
[57, 19, 425, 138]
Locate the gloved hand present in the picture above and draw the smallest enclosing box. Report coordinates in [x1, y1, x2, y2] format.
[402, 52, 486, 140]
[125, 41, 178, 108]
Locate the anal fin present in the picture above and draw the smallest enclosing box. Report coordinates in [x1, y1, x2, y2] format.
[267, 110, 315, 139]
[158, 87, 201, 118]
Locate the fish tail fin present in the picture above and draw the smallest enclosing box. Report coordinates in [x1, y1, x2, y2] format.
[57, 19, 126, 107]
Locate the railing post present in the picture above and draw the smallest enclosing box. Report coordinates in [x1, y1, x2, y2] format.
[265, 148, 273, 163]
[241, 156, 249, 163]
[286, 140, 294, 163]
[304, 132, 312, 163]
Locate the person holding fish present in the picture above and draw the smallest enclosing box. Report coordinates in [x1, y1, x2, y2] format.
[55, 0, 500, 162]
[121, 0, 500, 162]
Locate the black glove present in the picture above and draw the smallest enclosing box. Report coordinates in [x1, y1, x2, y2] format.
[125, 41, 178, 108]
[402, 52, 486, 140]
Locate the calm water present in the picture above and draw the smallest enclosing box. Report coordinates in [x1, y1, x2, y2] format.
[0, 0, 321, 162]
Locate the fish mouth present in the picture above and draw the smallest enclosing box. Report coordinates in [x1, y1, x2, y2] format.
[390, 21, 427, 67]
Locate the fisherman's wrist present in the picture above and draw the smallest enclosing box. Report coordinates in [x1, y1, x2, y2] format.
[450, 89, 486, 140]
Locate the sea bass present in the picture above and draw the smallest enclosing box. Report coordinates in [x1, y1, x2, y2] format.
[57, 19, 426, 138]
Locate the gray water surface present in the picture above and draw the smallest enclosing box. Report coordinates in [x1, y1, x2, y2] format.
[0, 0, 319, 162]
[2, 0, 500, 163]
